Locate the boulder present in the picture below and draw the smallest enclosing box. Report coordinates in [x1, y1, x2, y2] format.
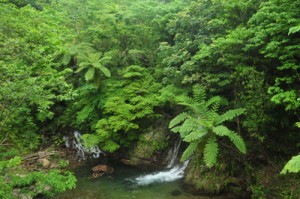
[92, 164, 114, 178]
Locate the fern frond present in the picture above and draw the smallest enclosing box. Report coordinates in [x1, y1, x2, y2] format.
[227, 131, 246, 154]
[204, 136, 218, 168]
[99, 65, 111, 77]
[170, 126, 181, 133]
[212, 125, 231, 136]
[178, 118, 197, 137]
[169, 112, 188, 128]
[216, 108, 245, 124]
[281, 154, 300, 174]
[192, 84, 206, 103]
[184, 129, 208, 142]
[205, 96, 221, 109]
[85, 67, 95, 81]
[176, 95, 193, 105]
[181, 142, 198, 161]
[213, 125, 246, 154]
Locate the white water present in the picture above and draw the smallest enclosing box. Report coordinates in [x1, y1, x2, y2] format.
[167, 138, 182, 168]
[64, 131, 104, 160]
[130, 138, 188, 186]
[133, 161, 189, 186]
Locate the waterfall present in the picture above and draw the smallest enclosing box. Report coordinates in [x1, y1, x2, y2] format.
[133, 161, 189, 186]
[129, 137, 188, 186]
[166, 138, 182, 168]
[64, 131, 104, 160]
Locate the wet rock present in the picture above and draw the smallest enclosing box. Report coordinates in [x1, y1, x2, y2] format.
[92, 164, 114, 178]
[92, 165, 114, 174]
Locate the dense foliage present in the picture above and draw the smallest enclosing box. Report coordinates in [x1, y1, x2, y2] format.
[1, 0, 299, 197]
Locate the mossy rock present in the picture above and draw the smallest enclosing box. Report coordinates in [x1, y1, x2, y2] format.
[184, 155, 237, 195]
[129, 118, 170, 164]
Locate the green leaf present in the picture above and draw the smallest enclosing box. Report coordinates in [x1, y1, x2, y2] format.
[85, 67, 95, 81]
[288, 25, 300, 35]
[217, 108, 245, 124]
[99, 65, 111, 77]
[184, 129, 207, 142]
[204, 136, 218, 168]
[169, 112, 188, 128]
[281, 154, 300, 174]
[181, 142, 198, 161]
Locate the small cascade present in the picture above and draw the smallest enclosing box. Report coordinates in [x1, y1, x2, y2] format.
[166, 138, 182, 168]
[129, 137, 189, 186]
[132, 161, 189, 186]
[64, 131, 104, 160]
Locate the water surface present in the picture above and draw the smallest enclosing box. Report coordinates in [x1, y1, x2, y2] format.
[52, 162, 228, 199]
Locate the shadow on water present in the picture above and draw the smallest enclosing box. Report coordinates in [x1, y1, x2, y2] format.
[41, 160, 228, 199]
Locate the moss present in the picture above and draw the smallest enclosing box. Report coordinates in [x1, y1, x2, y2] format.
[183, 148, 237, 195]
[129, 118, 170, 164]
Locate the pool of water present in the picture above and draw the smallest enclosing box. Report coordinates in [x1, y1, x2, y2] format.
[51, 161, 228, 199]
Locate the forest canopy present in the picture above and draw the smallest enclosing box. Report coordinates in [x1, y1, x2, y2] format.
[0, 0, 299, 198]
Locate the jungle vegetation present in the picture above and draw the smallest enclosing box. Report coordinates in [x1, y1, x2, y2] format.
[0, 0, 299, 198]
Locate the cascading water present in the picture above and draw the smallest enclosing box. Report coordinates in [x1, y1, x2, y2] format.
[64, 131, 104, 160]
[129, 138, 189, 186]
[166, 138, 182, 168]
[133, 161, 189, 186]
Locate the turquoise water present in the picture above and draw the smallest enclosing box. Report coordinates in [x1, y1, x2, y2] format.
[52, 162, 228, 199]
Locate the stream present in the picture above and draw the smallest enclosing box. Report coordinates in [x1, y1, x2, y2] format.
[49, 132, 228, 199]
[49, 161, 228, 199]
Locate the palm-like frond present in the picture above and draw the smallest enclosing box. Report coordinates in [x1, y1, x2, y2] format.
[183, 129, 208, 142]
[169, 112, 188, 128]
[216, 108, 245, 124]
[181, 142, 198, 161]
[85, 68, 95, 81]
[212, 125, 246, 154]
[192, 84, 206, 103]
[204, 136, 218, 168]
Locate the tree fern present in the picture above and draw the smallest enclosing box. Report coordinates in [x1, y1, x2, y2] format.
[204, 136, 219, 168]
[169, 85, 246, 168]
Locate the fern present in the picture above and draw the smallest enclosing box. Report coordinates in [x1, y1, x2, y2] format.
[85, 67, 95, 81]
[181, 142, 198, 161]
[217, 108, 245, 124]
[212, 125, 231, 136]
[205, 96, 221, 109]
[227, 132, 247, 154]
[281, 154, 300, 174]
[169, 85, 246, 168]
[178, 118, 197, 137]
[204, 136, 218, 168]
[192, 84, 206, 103]
[184, 129, 208, 142]
[169, 112, 188, 128]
